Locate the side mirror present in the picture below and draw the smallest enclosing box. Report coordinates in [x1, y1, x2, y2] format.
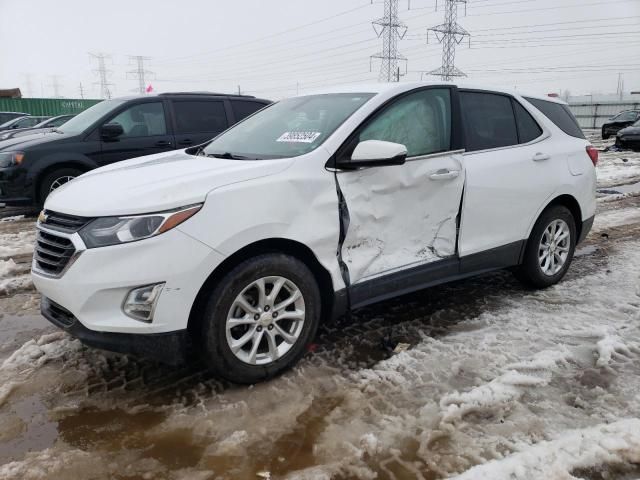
[100, 123, 124, 140]
[336, 140, 407, 169]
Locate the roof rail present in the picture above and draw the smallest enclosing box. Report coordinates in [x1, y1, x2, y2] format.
[158, 91, 256, 98]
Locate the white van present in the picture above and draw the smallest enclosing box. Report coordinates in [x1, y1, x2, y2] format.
[32, 83, 597, 383]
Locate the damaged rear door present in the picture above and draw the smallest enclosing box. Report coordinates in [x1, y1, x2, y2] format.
[334, 86, 465, 289]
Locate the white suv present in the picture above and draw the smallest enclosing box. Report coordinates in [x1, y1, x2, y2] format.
[32, 83, 597, 383]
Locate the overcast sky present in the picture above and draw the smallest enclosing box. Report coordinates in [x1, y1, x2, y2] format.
[0, 0, 638, 100]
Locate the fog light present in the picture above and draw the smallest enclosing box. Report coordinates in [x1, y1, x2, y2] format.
[122, 283, 165, 322]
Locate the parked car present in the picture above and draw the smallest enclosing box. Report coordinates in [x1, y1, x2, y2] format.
[601, 110, 640, 139]
[615, 119, 640, 151]
[32, 83, 596, 383]
[0, 115, 76, 141]
[0, 111, 29, 125]
[0, 115, 50, 132]
[0, 93, 270, 206]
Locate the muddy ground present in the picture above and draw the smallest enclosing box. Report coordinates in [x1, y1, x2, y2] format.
[1, 134, 640, 479]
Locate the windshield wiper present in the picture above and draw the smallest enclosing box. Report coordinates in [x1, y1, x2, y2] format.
[205, 152, 252, 160]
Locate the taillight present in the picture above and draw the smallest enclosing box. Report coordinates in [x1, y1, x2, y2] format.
[586, 145, 598, 166]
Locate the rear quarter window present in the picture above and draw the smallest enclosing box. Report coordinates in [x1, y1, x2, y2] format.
[524, 97, 584, 139]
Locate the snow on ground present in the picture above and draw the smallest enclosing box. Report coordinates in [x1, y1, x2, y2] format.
[587, 130, 640, 189]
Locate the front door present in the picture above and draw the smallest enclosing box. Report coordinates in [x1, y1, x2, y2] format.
[99, 101, 175, 166]
[335, 87, 465, 286]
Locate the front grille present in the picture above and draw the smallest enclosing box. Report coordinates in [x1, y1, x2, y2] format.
[41, 210, 91, 232]
[41, 297, 76, 328]
[34, 229, 76, 276]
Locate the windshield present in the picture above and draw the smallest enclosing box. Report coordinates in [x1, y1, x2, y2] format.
[202, 93, 374, 159]
[58, 99, 123, 135]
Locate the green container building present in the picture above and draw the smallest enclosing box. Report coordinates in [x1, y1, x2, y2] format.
[0, 98, 102, 116]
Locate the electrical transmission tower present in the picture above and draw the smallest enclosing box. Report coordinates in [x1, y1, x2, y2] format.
[426, 0, 470, 80]
[371, 0, 408, 82]
[127, 55, 154, 94]
[89, 52, 114, 99]
[22, 74, 34, 97]
[49, 75, 63, 98]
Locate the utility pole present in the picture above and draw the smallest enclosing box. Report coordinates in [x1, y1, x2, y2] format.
[127, 55, 154, 94]
[371, 0, 407, 82]
[617, 73, 624, 100]
[426, 0, 470, 81]
[237, 85, 241, 95]
[49, 75, 63, 98]
[90, 52, 114, 99]
[78, 82, 85, 99]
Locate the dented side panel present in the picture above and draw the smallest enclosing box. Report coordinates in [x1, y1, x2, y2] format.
[336, 153, 465, 284]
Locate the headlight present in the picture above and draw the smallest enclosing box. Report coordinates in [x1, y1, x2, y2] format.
[0, 151, 25, 168]
[79, 204, 201, 248]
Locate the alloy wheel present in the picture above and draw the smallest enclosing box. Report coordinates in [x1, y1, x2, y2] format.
[538, 219, 570, 276]
[49, 175, 76, 192]
[225, 276, 306, 365]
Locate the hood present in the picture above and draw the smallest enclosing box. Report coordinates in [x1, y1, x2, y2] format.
[0, 130, 66, 150]
[45, 150, 294, 217]
[618, 125, 640, 136]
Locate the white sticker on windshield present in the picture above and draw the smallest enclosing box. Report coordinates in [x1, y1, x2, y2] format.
[276, 131, 321, 143]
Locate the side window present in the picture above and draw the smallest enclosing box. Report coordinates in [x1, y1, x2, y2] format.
[460, 92, 518, 152]
[513, 101, 543, 143]
[231, 101, 267, 122]
[172, 101, 227, 134]
[108, 102, 167, 138]
[358, 88, 451, 157]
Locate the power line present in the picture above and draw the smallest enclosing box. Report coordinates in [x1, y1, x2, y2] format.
[89, 52, 114, 99]
[426, 0, 470, 80]
[371, 0, 408, 81]
[127, 55, 154, 94]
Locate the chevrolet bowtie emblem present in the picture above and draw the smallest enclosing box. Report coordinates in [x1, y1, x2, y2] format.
[38, 211, 48, 224]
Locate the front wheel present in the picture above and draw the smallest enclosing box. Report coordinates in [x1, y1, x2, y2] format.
[198, 254, 321, 384]
[39, 167, 83, 205]
[515, 205, 576, 289]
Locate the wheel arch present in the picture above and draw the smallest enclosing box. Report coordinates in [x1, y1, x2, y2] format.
[187, 237, 337, 336]
[35, 160, 95, 204]
[531, 193, 583, 243]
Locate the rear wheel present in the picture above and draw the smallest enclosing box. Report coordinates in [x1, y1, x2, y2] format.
[515, 205, 576, 289]
[602, 128, 609, 140]
[39, 167, 82, 204]
[198, 254, 321, 384]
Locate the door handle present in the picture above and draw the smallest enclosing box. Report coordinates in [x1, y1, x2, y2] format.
[178, 139, 193, 146]
[429, 169, 459, 180]
[532, 152, 551, 162]
[155, 140, 173, 147]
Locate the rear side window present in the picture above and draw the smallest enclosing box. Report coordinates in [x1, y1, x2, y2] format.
[231, 101, 267, 121]
[513, 101, 543, 143]
[460, 91, 518, 151]
[524, 97, 585, 139]
[172, 100, 228, 134]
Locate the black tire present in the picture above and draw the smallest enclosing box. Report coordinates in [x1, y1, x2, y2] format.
[602, 129, 609, 140]
[198, 253, 321, 384]
[39, 167, 83, 205]
[515, 205, 576, 289]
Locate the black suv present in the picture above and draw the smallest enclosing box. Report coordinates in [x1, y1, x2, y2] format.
[0, 92, 270, 207]
[601, 110, 640, 139]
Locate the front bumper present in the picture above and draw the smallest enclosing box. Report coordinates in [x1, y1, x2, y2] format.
[32, 225, 225, 334]
[615, 136, 640, 151]
[0, 166, 34, 206]
[41, 296, 189, 364]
